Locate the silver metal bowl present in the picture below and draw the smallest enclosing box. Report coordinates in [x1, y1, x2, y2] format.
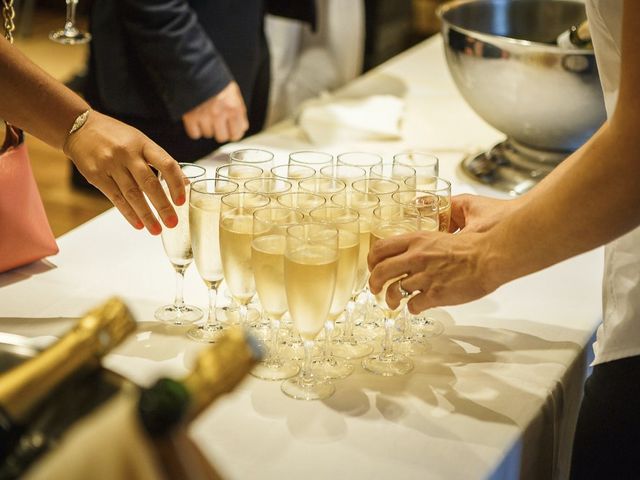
[438, 0, 606, 194]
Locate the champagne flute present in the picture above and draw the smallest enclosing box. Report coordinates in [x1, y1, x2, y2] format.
[319, 164, 367, 195]
[276, 191, 326, 215]
[281, 223, 339, 400]
[188, 178, 239, 342]
[298, 177, 346, 202]
[391, 190, 440, 354]
[289, 151, 333, 175]
[219, 192, 271, 328]
[308, 206, 360, 379]
[155, 163, 206, 324]
[229, 148, 274, 172]
[393, 152, 439, 189]
[216, 163, 264, 189]
[250, 207, 304, 380]
[337, 152, 383, 178]
[49, 0, 91, 45]
[352, 178, 399, 205]
[331, 191, 379, 359]
[363, 204, 421, 376]
[271, 164, 316, 192]
[371, 163, 417, 190]
[244, 177, 292, 198]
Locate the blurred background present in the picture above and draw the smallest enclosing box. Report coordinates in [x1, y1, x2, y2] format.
[8, 0, 447, 236]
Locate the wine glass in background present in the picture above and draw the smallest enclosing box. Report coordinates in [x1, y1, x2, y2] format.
[288, 151, 334, 175]
[155, 163, 206, 325]
[336, 152, 383, 178]
[229, 149, 274, 173]
[330, 191, 379, 359]
[250, 207, 304, 380]
[371, 163, 417, 190]
[270, 164, 316, 192]
[281, 223, 339, 400]
[188, 178, 239, 342]
[49, 0, 91, 44]
[308, 206, 360, 380]
[319, 164, 366, 197]
[390, 190, 440, 354]
[276, 191, 326, 215]
[363, 204, 421, 376]
[352, 178, 399, 206]
[219, 192, 271, 328]
[298, 177, 346, 202]
[215, 163, 264, 190]
[393, 152, 439, 189]
[244, 177, 292, 198]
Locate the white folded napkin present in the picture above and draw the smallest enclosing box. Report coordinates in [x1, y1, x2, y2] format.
[298, 94, 404, 145]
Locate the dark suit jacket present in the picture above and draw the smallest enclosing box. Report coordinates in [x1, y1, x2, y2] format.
[85, 0, 315, 161]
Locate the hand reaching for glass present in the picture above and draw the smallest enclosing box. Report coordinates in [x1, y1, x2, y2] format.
[63, 111, 186, 235]
[182, 81, 249, 143]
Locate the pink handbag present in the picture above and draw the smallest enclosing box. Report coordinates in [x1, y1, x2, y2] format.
[0, 123, 58, 272]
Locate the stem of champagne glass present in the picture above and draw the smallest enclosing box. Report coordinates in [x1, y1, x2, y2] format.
[343, 299, 356, 341]
[322, 321, 333, 361]
[301, 340, 314, 386]
[173, 266, 186, 309]
[65, 0, 77, 30]
[381, 316, 394, 358]
[238, 303, 248, 327]
[268, 318, 281, 366]
[204, 283, 219, 331]
[401, 304, 412, 340]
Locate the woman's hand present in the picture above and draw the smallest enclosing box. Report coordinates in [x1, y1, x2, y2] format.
[64, 111, 186, 235]
[368, 230, 499, 313]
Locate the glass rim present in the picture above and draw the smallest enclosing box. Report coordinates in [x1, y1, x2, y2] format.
[371, 163, 416, 179]
[190, 178, 239, 195]
[252, 205, 304, 224]
[175, 162, 207, 179]
[330, 191, 380, 208]
[289, 150, 334, 165]
[372, 203, 421, 219]
[393, 151, 440, 166]
[228, 148, 274, 164]
[276, 191, 326, 202]
[319, 164, 367, 179]
[352, 178, 400, 195]
[336, 151, 383, 167]
[308, 205, 360, 224]
[405, 176, 451, 194]
[220, 191, 271, 209]
[244, 177, 293, 193]
[298, 176, 347, 191]
[215, 162, 264, 176]
[270, 164, 316, 179]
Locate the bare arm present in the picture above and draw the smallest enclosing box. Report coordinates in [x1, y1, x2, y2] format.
[0, 37, 186, 234]
[369, 0, 640, 312]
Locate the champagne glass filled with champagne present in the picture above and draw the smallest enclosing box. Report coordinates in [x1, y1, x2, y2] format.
[216, 163, 264, 189]
[271, 164, 316, 192]
[155, 163, 206, 324]
[250, 207, 304, 380]
[219, 192, 271, 327]
[371, 163, 417, 190]
[276, 191, 326, 215]
[391, 190, 440, 353]
[405, 176, 451, 233]
[281, 223, 339, 400]
[299, 177, 346, 202]
[308, 206, 360, 379]
[330, 191, 379, 359]
[393, 152, 439, 190]
[363, 204, 422, 376]
[337, 152, 383, 178]
[188, 178, 239, 342]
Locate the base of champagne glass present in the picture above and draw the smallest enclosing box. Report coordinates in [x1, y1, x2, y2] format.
[413, 317, 445, 338]
[332, 339, 374, 360]
[186, 324, 223, 343]
[154, 304, 203, 324]
[49, 30, 92, 45]
[313, 356, 354, 380]
[281, 376, 335, 401]
[362, 352, 414, 376]
[394, 338, 432, 356]
[251, 360, 300, 381]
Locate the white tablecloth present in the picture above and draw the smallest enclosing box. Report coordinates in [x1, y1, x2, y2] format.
[0, 36, 603, 480]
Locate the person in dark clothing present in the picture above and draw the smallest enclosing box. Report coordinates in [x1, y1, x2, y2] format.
[82, 0, 315, 165]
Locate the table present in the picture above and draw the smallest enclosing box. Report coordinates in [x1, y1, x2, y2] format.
[0, 36, 603, 480]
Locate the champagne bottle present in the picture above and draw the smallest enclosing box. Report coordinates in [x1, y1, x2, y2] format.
[0, 298, 136, 460]
[138, 326, 262, 438]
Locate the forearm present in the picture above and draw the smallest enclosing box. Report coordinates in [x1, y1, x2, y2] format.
[486, 121, 640, 286]
[0, 37, 88, 149]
